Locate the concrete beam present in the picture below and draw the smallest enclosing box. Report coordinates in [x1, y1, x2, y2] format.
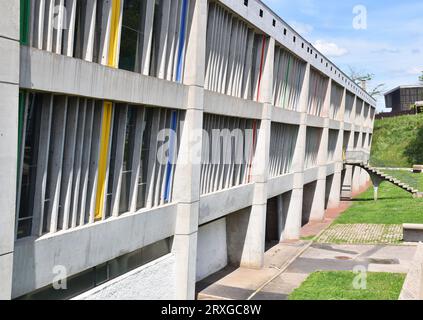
[12, 204, 177, 298]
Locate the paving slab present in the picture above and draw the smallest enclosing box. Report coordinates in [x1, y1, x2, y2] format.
[252, 273, 308, 300]
[316, 224, 403, 244]
[300, 201, 351, 239]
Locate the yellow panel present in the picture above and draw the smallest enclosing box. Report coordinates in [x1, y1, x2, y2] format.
[108, 0, 121, 68]
[95, 102, 113, 220]
[94, 1, 121, 220]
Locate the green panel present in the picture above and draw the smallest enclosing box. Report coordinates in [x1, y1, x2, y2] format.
[20, 0, 30, 45]
[17, 91, 26, 183]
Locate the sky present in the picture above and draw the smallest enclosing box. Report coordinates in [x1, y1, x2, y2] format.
[262, 0, 423, 111]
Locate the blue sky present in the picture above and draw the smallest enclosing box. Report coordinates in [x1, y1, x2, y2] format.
[263, 0, 423, 111]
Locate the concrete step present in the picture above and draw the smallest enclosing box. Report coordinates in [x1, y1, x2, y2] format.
[357, 164, 419, 195]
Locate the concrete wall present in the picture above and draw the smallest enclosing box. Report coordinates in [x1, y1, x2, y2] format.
[12, 204, 177, 298]
[74, 254, 176, 300]
[196, 219, 228, 282]
[0, 0, 19, 300]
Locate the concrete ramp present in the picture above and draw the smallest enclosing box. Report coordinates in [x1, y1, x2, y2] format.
[400, 243, 423, 300]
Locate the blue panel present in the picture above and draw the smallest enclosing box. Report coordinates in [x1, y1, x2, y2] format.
[164, 111, 178, 202]
[176, 0, 189, 82]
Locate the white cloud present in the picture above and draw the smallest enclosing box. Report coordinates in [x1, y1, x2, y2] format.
[314, 40, 348, 57]
[407, 67, 423, 75]
[290, 21, 314, 36]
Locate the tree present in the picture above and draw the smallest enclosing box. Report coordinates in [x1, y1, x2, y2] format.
[419, 71, 423, 84]
[348, 66, 386, 98]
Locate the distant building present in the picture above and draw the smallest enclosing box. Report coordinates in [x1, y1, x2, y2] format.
[384, 85, 423, 112]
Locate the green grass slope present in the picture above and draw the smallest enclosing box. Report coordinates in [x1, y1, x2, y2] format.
[370, 113, 423, 168]
[333, 175, 423, 225]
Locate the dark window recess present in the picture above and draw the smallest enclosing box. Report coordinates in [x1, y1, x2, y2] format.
[283, 28, 287, 35]
[259, 9, 263, 17]
[17, 93, 42, 239]
[73, 0, 87, 60]
[244, 0, 248, 6]
[119, 0, 142, 72]
[92, 0, 104, 63]
[272, 19, 276, 27]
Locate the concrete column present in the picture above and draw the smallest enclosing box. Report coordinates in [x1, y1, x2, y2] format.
[350, 95, 357, 125]
[0, 0, 20, 300]
[352, 129, 362, 194]
[171, 0, 207, 300]
[309, 79, 331, 221]
[283, 63, 310, 240]
[328, 88, 346, 208]
[360, 127, 370, 188]
[342, 121, 355, 199]
[238, 37, 274, 268]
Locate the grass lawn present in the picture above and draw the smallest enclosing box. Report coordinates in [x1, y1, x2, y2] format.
[289, 271, 405, 300]
[334, 171, 423, 225]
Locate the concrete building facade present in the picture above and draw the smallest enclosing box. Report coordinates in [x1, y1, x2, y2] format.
[0, 0, 375, 300]
[384, 85, 423, 113]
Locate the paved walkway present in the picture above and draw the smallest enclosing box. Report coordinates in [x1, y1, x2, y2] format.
[300, 201, 351, 239]
[250, 243, 417, 300]
[196, 241, 311, 300]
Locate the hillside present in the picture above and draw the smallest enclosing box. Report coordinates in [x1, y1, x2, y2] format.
[370, 113, 423, 168]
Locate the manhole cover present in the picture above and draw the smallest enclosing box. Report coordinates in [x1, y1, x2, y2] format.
[335, 256, 352, 260]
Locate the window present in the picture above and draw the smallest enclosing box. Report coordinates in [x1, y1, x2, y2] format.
[328, 130, 339, 161]
[17, 92, 184, 238]
[308, 69, 329, 117]
[119, 0, 143, 72]
[17, 93, 41, 239]
[269, 123, 299, 177]
[305, 127, 322, 169]
[205, 3, 268, 101]
[273, 46, 306, 111]
[200, 114, 259, 194]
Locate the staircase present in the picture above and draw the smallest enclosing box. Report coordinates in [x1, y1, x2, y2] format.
[359, 164, 420, 196]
